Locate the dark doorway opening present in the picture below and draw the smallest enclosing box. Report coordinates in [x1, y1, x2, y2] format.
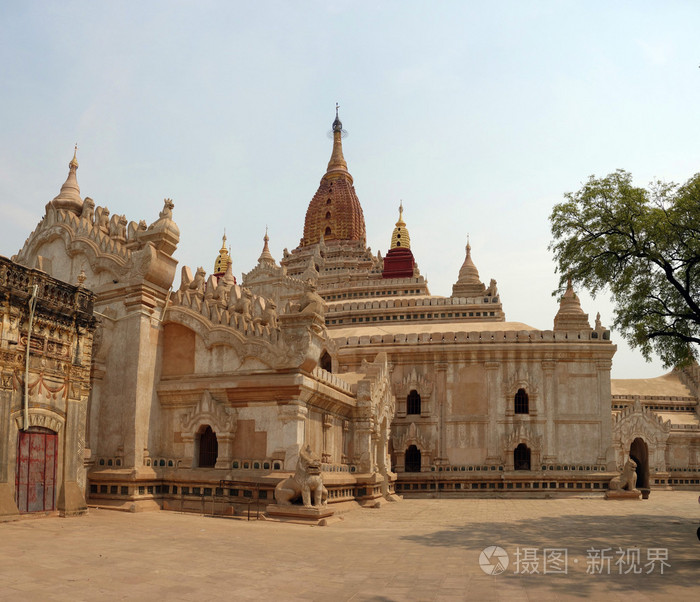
[319, 351, 332, 372]
[404, 445, 421, 472]
[198, 425, 218, 468]
[16, 427, 57, 513]
[629, 437, 649, 489]
[514, 443, 531, 470]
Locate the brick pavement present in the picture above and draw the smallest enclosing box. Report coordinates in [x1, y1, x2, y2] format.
[1, 491, 699, 601]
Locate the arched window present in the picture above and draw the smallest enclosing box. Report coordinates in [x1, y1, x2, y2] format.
[320, 351, 332, 372]
[326, 198, 331, 205]
[325, 227, 331, 236]
[198, 425, 218, 468]
[514, 443, 531, 470]
[405, 445, 421, 472]
[514, 388, 529, 414]
[325, 211, 331, 219]
[406, 390, 421, 415]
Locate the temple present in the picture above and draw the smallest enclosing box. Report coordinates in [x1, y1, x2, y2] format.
[1, 110, 698, 520]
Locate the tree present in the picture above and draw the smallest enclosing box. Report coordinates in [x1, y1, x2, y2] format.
[549, 169, 700, 368]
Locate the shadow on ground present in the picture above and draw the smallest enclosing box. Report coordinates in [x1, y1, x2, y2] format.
[400, 512, 700, 597]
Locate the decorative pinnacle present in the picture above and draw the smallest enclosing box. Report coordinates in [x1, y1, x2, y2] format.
[259, 226, 275, 264]
[70, 143, 79, 169]
[326, 104, 349, 175]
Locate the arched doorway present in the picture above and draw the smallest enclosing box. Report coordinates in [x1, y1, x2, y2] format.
[514, 444, 531, 471]
[15, 427, 58, 513]
[629, 437, 649, 489]
[197, 425, 218, 468]
[404, 445, 421, 472]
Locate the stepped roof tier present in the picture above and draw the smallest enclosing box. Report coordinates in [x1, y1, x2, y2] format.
[553, 278, 592, 332]
[272, 109, 506, 330]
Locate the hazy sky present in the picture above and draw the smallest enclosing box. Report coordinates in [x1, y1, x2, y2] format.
[1, 1, 698, 379]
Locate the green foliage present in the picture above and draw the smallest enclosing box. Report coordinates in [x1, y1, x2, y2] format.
[549, 169, 700, 368]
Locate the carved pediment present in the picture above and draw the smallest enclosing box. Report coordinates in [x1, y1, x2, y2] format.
[503, 424, 541, 451]
[393, 368, 434, 398]
[613, 400, 671, 447]
[180, 390, 237, 434]
[504, 367, 539, 397]
[392, 421, 434, 452]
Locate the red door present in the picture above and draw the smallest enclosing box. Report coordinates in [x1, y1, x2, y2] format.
[16, 428, 58, 513]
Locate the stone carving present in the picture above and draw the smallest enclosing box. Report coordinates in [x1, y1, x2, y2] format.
[393, 368, 433, 398]
[159, 198, 174, 220]
[109, 214, 127, 242]
[180, 390, 237, 434]
[274, 445, 328, 508]
[259, 300, 279, 330]
[188, 267, 206, 293]
[96, 206, 110, 234]
[297, 281, 326, 316]
[608, 458, 638, 492]
[488, 278, 498, 296]
[232, 287, 254, 324]
[80, 197, 95, 223]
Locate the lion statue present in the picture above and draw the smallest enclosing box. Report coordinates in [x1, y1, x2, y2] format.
[609, 458, 638, 492]
[274, 445, 328, 508]
[297, 281, 327, 317]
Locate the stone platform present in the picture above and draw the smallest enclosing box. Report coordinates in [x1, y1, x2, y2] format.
[605, 489, 642, 500]
[265, 503, 337, 526]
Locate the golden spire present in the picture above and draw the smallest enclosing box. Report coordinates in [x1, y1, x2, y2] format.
[214, 232, 232, 275]
[258, 227, 276, 265]
[325, 103, 350, 180]
[390, 201, 411, 250]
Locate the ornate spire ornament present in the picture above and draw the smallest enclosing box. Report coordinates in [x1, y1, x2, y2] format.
[258, 227, 276, 265]
[452, 238, 486, 297]
[390, 201, 411, 250]
[214, 232, 232, 275]
[326, 103, 349, 177]
[553, 277, 592, 331]
[50, 144, 83, 215]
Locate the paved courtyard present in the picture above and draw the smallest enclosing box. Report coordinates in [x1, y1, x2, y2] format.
[1, 491, 699, 601]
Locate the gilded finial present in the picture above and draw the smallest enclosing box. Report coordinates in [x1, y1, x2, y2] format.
[390, 202, 411, 250]
[214, 231, 232, 275]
